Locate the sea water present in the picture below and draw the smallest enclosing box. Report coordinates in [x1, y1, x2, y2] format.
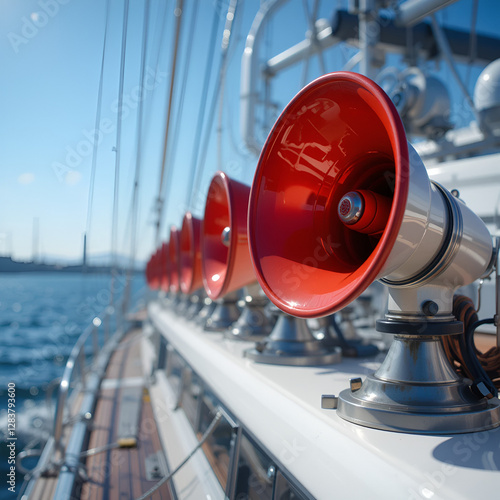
[0, 272, 146, 498]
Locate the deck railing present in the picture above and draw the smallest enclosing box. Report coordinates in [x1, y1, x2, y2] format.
[52, 306, 120, 446]
[18, 282, 149, 500]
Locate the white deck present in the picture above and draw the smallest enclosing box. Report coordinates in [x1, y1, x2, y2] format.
[148, 301, 500, 500]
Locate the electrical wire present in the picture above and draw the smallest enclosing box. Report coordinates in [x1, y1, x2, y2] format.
[442, 295, 500, 396]
[466, 317, 500, 393]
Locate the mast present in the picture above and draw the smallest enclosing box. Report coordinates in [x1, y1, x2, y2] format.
[32, 217, 39, 263]
[82, 232, 87, 269]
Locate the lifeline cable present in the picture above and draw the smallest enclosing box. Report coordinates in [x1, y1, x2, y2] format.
[134, 409, 223, 500]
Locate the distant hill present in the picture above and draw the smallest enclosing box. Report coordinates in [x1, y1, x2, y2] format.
[0, 255, 144, 274]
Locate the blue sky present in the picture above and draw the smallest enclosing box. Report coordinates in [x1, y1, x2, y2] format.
[0, 0, 498, 264]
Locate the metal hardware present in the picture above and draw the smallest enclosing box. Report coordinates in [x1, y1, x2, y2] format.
[245, 311, 342, 366]
[267, 465, 276, 479]
[336, 333, 500, 433]
[314, 313, 379, 357]
[350, 378, 362, 392]
[194, 297, 217, 325]
[117, 386, 144, 445]
[338, 191, 364, 225]
[381, 181, 463, 288]
[226, 287, 275, 341]
[394, 0, 459, 27]
[204, 292, 241, 332]
[472, 381, 493, 400]
[321, 395, 339, 410]
[421, 300, 439, 316]
[145, 451, 168, 481]
[221, 226, 231, 247]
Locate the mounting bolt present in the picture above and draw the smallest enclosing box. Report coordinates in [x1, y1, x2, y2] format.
[321, 394, 338, 410]
[421, 300, 439, 316]
[350, 377, 362, 392]
[451, 189, 460, 198]
[471, 381, 493, 399]
[267, 465, 276, 479]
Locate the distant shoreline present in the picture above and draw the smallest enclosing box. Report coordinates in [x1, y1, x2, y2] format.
[0, 256, 143, 274]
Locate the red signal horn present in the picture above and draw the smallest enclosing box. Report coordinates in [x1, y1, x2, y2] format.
[180, 213, 203, 295]
[248, 71, 410, 318]
[146, 249, 160, 290]
[248, 71, 500, 434]
[202, 171, 256, 300]
[159, 242, 169, 292]
[168, 226, 181, 294]
[145, 254, 153, 288]
[248, 71, 492, 319]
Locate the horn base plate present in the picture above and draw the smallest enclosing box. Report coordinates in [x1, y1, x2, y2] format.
[204, 294, 241, 332]
[335, 332, 500, 434]
[245, 314, 341, 366]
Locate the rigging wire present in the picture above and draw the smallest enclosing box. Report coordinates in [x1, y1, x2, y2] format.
[187, 5, 228, 211]
[183, 5, 223, 211]
[111, 0, 130, 266]
[158, 0, 200, 221]
[122, 0, 151, 315]
[108, 0, 130, 330]
[217, 0, 245, 168]
[154, 0, 185, 246]
[142, 0, 169, 145]
[85, 0, 111, 261]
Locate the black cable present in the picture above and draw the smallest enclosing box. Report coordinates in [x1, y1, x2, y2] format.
[464, 317, 497, 398]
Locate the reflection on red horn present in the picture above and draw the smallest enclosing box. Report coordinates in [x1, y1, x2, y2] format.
[168, 226, 181, 294]
[202, 171, 256, 300]
[248, 71, 500, 434]
[147, 248, 161, 290]
[180, 213, 203, 295]
[159, 242, 169, 292]
[248, 72, 409, 318]
[145, 254, 154, 289]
